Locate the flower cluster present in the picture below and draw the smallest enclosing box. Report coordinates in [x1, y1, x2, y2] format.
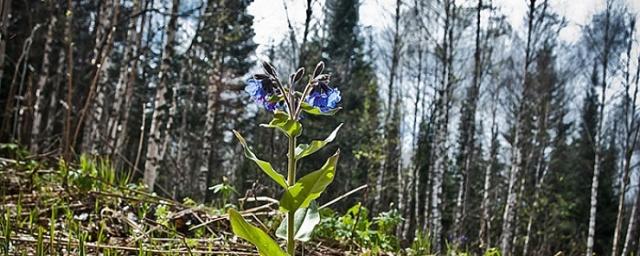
[306, 80, 341, 113]
[245, 78, 279, 111]
[244, 62, 341, 116]
[232, 61, 344, 256]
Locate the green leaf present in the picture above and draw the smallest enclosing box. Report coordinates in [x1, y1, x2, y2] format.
[228, 209, 288, 256]
[260, 110, 302, 138]
[276, 201, 320, 242]
[280, 150, 340, 212]
[295, 124, 343, 160]
[300, 102, 341, 116]
[233, 130, 288, 190]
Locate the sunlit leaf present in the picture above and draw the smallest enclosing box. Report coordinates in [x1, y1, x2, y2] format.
[233, 130, 288, 190]
[260, 110, 302, 138]
[280, 151, 340, 212]
[300, 102, 341, 116]
[295, 124, 342, 160]
[228, 209, 288, 256]
[276, 201, 320, 242]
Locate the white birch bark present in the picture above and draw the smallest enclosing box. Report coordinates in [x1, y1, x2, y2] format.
[107, 0, 142, 159]
[480, 90, 499, 249]
[612, 20, 638, 256]
[83, 0, 111, 154]
[200, 15, 225, 201]
[500, 1, 536, 254]
[31, 14, 57, 153]
[500, 129, 521, 255]
[622, 189, 640, 256]
[586, 1, 611, 254]
[144, 0, 180, 191]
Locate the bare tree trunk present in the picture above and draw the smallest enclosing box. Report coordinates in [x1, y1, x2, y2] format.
[621, 52, 640, 256]
[62, 0, 74, 161]
[500, 1, 536, 254]
[421, 66, 439, 234]
[0, 0, 10, 88]
[480, 88, 499, 250]
[523, 159, 549, 255]
[200, 78, 219, 202]
[144, 0, 180, 191]
[45, 49, 65, 151]
[108, 0, 142, 162]
[1, 23, 40, 141]
[453, 0, 482, 241]
[83, 0, 118, 155]
[159, 79, 176, 166]
[403, 15, 425, 239]
[31, 12, 57, 153]
[622, 196, 639, 256]
[586, 1, 611, 255]
[374, 0, 402, 215]
[176, 70, 194, 198]
[431, 0, 454, 252]
[430, 88, 450, 253]
[116, 0, 150, 170]
[297, 0, 312, 67]
[501, 128, 522, 255]
[612, 19, 637, 256]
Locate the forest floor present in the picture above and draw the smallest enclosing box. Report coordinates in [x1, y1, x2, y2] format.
[0, 150, 363, 255]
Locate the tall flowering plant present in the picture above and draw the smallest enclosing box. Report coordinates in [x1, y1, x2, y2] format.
[229, 62, 342, 256]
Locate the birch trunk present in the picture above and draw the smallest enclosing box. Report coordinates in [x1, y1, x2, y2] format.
[586, 1, 611, 254]
[108, 0, 142, 160]
[374, 0, 402, 215]
[480, 90, 499, 249]
[298, 0, 312, 67]
[85, 0, 119, 155]
[431, 0, 454, 251]
[403, 21, 424, 240]
[45, 48, 65, 148]
[421, 99, 437, 233]
[204, 52, 225, 203]
[0, 0, 10, 88]
[62, 0, 74, 161]
[500, 1, 536, 254]
[144, 0, 180, 191]
[373, 156, 386, 213]
[430, 94, 449, 253]
[31, 14, 57, 153]
[620, 49, 640, 256]
[453, 0, 482, 239]
[622, 187, 640, 256]
[500, 128, 522, 255]
[612, 20, 638, 256]
[83, 0, 109, 153]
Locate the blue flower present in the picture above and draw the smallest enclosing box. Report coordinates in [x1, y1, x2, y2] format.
[305, 83, 341, 112]
[245, 78, 279, 111]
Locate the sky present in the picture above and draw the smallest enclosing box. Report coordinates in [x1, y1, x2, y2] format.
[248, 0, 640, 59]
[246, 0, 640, 173]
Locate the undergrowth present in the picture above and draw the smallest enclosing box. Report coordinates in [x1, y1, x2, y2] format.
[0, 143, 500, 255]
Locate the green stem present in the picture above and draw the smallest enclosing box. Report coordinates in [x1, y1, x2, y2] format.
[287, 135, 297, 255]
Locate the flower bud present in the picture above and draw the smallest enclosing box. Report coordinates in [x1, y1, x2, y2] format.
[262, 61, 277, 77]
[313, 61, 324, 77]
[293, 67, 305, 82]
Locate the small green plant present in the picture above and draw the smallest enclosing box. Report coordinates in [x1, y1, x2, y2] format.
[407, 230, 432, 255]
[209, 176, 238, 208]
[1, 212, 11, 254]
[315, 203, 402, 252]
[483, 247, 502, 256]
[229, 61, 342, 255]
